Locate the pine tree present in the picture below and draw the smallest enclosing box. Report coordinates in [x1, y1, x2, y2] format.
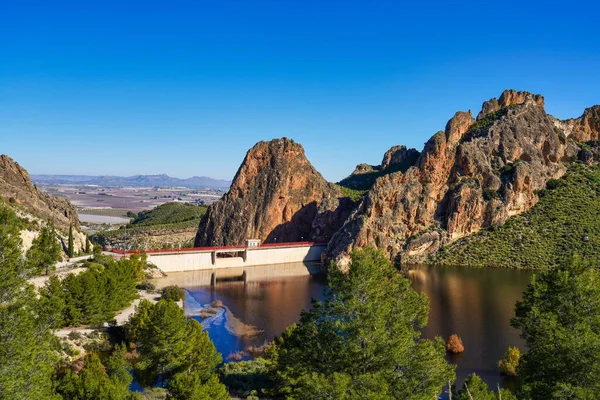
[273, 247, 455, 399]
[512, 256, 600, 398]
[128, 299, 228, 396]
[85, 234, 90, 254]
[0, 204, 59, 399]
[68, 223, 74, 258]
[26, 221, 62, 275]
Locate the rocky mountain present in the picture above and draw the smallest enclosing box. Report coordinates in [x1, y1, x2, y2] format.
[0, 154, 87, 254]
[195, 138, 353, 246]
[338, 145, 420, 191]
[327, 90, 600, 267]
[1, 155, 79, 231]
[31, 174, 231, 189]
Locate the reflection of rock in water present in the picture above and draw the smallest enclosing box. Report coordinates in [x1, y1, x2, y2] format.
[187, 289, 261, 339]
[222, 305, 262, 338]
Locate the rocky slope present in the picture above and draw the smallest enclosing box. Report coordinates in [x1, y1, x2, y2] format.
[338, 145, 420, 191]
[0, 154, 87, 254]
[327, 90, 600, 267]
[195, 138, 353, 246]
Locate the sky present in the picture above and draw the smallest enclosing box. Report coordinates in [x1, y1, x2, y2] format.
[1, 0, 599, 182]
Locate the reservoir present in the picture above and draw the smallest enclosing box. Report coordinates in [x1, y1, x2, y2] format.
[153, 262, 533, 389]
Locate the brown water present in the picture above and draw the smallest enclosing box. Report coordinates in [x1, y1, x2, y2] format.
[153, 262, 533, 389]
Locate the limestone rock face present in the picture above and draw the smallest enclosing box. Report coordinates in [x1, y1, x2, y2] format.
[477, 89, 544, 120]
[381, 145, 420, 170]
[571, 105, 600, 142]
[0, 154, 79, 232]
[328, 90, 583, 266]
[195, 138, 348, 246]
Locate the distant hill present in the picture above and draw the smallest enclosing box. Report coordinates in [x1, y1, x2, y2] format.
[30, 174, 231, 189]
[91, 202, 209, 249]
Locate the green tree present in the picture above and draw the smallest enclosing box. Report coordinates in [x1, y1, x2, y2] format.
[85, 234, 90, 254]
[68, 223, 75, 258]
[39, 275, 66, 328]
[128, 300, 227, 396]
[457, 374, 516, 400]
[511, 256, 600, 399]
[132, 300, 193, 384]
[161, 285, 185, 302]
[498, 346, 520, 377]
[26, 221, 62, 275]
[273, 247, 455, 399]
[0, 204, 59, 399]
[55, 351, 139, 400]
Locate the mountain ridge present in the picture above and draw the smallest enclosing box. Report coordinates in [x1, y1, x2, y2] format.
[193, 89, 600, 268]
[30, 174, 231, 189]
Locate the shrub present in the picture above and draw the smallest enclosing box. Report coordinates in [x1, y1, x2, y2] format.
[498, 346, 520, 376]
[138, 280, 156, 291]
[483, 188, 499, 201]
[67, 331, 82, 340]
[161, 285, 185, 301]
[446, 334, 464, 353]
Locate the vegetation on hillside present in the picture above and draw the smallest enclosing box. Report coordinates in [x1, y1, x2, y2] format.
[435, 162, 600, 268]
[127, 299, 228, 399]
[39, 254, 145, 327]
[512, 256, 600, 398]
[128, 202, 207, 227]
[91, 202, 207, 249]
[0, 204, 59, 399]
[271, 248, 455, 399]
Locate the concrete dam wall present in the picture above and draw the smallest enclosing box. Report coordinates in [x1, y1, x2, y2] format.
[143, 242, 326, 273]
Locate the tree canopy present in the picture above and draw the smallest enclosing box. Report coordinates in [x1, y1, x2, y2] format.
[272, 247, 455, 399]
[26, 221, 62, 276]
[512, 256, 600, 398]
[0, 204, 59, 399]
[128, 299, 228, 399]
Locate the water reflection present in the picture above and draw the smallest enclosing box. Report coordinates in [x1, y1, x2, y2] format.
[407, 265, 533, 389]
[153, 262, 533, 390]
[153, 262, 328, 358]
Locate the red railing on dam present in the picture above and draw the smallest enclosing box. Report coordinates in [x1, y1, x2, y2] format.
[110, 241, 326, 255]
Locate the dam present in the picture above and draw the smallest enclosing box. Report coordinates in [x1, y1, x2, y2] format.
[113, 241, 327, 273]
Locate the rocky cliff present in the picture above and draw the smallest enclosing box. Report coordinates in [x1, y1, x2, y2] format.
[195, 138, 353, 246]
[327, 90, 598, 266]
[0, 154, 87, 255]
[337, 145, 420, 191]
[0, 155, 79, 231]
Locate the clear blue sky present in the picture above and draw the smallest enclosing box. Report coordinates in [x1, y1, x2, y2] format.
[1, 0, 598, 182]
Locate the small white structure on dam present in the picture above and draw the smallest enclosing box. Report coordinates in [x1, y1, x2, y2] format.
[139, 240, 326, 273]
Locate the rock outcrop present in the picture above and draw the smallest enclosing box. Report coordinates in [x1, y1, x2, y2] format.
[0, 154, 79, 231]
[338, 145, 420, 191]
[195, 138, 353, 246]
[0, 154, 87, 255]
[381, 145, 420, 170]
[558, 105, 600, 142]
[327, 90, 589, 267]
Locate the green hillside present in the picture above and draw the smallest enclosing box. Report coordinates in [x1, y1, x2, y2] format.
[129, 202, 207, 227]
[434, 162, 600, 269]
[91, 202, 207, 249]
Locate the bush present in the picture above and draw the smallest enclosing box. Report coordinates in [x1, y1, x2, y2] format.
[67, 331, 82, 340]
[483, 188, 499, 201]
[161, 285, 185, 301]
[446, 334, 464, 353]
[498, 346, 520, 376]
[138, 280, 156, 291]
